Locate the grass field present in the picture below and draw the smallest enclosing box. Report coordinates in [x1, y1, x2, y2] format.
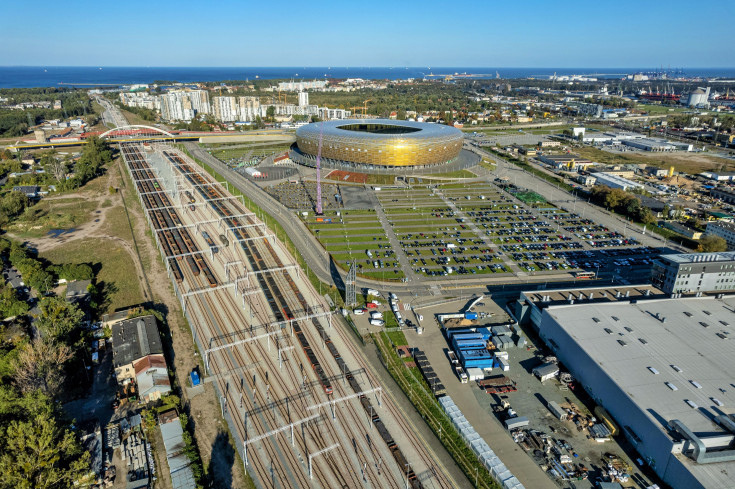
[9, 198, 98, 238]
[424, 169, 477, 179]
[41, 238, 145, 313]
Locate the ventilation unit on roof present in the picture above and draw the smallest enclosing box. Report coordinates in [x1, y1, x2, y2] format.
[700, 322, 709, 328]
[684, 311, 693, 317]
[690, 380, 703, 389]
[639, 338, 648, 344]
[612, 316, 619, 321]
[685, 400, 698, 409]
[648, 367, 659, 375]
[592, 317, 600, 323]
[704, 310, 712, 315]
[666, 382, 678, 391]
[712, 398, 724, 407]
[671, 365, 682, 373]
[617, 340, 627, 346]
[720, 320, 729, 326]
[604, 328, 613, 334]
[624, 326, 633, 332]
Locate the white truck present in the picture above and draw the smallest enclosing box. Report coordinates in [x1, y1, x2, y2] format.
[369, 319, 385, 327]
[370, 311, 383, 320]
[366, 288, 380, 297]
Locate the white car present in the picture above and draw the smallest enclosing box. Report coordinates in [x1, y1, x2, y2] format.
[353, 308, 365, 315]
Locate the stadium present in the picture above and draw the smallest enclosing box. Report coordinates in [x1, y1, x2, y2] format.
[291, 119, 476, 173]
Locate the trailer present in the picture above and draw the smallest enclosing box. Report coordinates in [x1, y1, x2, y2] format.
[466, 368, 485, 382]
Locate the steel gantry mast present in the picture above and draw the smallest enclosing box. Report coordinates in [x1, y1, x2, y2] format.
[315, 121, 324, 215]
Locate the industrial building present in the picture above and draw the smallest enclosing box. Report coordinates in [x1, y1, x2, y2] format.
[652, 252, 735, 295]
[537, 154, 595, 171]
[705, 221, 735, 251]
[687, 87, 711, 108]
[621, 138, 687, 152]
[710, 187, 735, 204]
[535, 295, 735, 489]
[661, 221, 703, 240]
[593, 172, 643, 191]
[514, 284, 665, 332]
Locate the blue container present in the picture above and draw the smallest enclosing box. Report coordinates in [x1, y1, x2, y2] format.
[190, 370, 201, 386]
[464, 312, 478, 320]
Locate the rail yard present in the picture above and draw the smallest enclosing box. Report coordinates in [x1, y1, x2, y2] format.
[119, 142, 452, 488]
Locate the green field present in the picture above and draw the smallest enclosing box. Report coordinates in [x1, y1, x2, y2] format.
[41, 238, 145, 313]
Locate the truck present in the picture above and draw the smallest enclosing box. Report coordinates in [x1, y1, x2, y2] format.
[366, 302, 378, 309]
[369, 319, 385, 327]
[366, 288, 380, 297]
[366, 249, 373, 258]
[389, 292, 398, 302]
[448, 350, 459, 365]
[370, 311, 383, 320]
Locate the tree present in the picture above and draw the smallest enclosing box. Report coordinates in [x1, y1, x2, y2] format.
[396, 109, 407, 120]
[603, 188, 625, 210]
[44, 156, 69, 182]
[443, 111, 454, 126]
[0, 414, 89, 489]
[697, 235, 728, 253]
[35, 297, 84, 342]
[0, 286, 30, 319]
[0, 191, 29, 219]
[266, 106, 276, 122]
[12, 339, 73, 397]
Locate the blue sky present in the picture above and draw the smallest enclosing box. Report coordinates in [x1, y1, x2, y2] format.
[1, 0, 733, 67]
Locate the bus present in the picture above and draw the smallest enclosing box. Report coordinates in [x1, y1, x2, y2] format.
[574, 271, 596, 280]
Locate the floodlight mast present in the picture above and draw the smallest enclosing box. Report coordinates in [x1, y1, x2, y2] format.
[316, 121, 324, 215]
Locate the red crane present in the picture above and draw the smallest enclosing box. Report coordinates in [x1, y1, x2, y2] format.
[315, 121, 324, 215]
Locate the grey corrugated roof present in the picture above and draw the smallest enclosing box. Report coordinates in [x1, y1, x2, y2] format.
[111, 315, 162, 367]
[160, 418, 196, 489]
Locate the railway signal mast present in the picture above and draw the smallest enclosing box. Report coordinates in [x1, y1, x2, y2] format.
[316, 121, 324, 215]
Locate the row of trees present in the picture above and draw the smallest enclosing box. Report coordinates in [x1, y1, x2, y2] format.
[589, 185, 657, 225]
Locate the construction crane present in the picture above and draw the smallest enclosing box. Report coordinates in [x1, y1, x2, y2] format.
[315, 121, 324, 215]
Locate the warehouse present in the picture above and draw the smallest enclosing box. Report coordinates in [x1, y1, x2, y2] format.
[536, 296, 735, 489]
[593, 172, 643, 191]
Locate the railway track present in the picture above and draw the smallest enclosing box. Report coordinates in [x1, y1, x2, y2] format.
[122, 143, 440, 488]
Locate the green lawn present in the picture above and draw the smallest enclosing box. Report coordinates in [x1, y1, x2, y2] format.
[41, 238, 145, 313]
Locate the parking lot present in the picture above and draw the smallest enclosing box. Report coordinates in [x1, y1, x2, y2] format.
[301, 209, 405, 280]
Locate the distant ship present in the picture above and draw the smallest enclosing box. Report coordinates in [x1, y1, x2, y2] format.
[637, 87, 681, 102]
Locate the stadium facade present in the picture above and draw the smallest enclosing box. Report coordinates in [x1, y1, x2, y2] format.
[292, 119, 468, 172]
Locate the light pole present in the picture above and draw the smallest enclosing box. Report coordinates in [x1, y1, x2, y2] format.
[405, 463, 411, 489]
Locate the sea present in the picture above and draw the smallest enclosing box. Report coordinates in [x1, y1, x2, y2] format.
[1, 66, 735, 89]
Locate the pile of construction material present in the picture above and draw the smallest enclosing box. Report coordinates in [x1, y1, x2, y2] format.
[413, 349, 446, 397]
[439, 396, 525, 489]
[512, 429, 589, 482]
[121, 429, 149, 485]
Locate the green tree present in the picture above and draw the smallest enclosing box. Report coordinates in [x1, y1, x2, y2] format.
[35, 297, 84, 342]
[0, 191, 29, 219]
[0, 286, 30, 319]
[0, 414, 90, 489]
[266, 106, 276, 122]
[697, 235, 728, 253]
[396, 109, 407, 120]
[603, 188, 625, 210]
